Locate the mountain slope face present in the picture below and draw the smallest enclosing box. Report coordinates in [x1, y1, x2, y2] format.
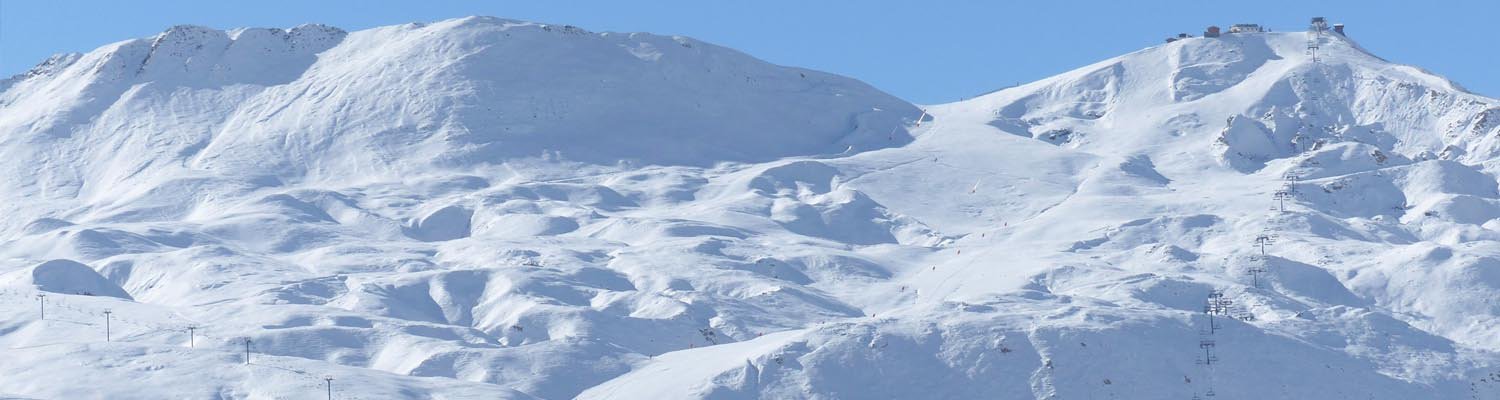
[3, 18, 1500, 399]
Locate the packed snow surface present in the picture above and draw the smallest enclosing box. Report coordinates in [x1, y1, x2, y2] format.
[3, 17, 1500, 399]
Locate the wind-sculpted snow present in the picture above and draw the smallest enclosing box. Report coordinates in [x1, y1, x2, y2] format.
[1169, 34, 1278, 101]
[4, 18, 1500, 399]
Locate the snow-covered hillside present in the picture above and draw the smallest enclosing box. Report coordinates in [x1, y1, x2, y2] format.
[3, 17, 1500, 399]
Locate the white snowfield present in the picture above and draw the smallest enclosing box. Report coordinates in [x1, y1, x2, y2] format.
[2, 16, 1500, 399]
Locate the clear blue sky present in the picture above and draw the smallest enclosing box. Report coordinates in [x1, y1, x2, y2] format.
[2, 0, 1495, 104]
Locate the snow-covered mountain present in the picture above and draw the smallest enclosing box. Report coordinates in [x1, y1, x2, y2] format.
[3, 16, 1500, 399]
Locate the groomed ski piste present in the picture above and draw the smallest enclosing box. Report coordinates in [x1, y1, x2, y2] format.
[3, 16, 1500, 399]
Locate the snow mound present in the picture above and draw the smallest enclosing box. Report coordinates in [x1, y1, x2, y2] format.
[406, 205, 474, 242]
[9, 259, 132, 299]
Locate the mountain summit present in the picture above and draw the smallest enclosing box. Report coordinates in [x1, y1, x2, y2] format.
[3, 17, 1500, 399]
[0, 16, 916, 229]
[965, 30, 1493, 166]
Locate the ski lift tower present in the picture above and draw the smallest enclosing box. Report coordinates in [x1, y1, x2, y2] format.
[1282, 172, 1300, 184]
[1273, 188, 1295, 212]
[1248, 264, 1267, 288]
[1307, 17, 1329, 62]
[1197, 339, 1219, 366]
[1310, 17, 1329, 32]
[1254, 233, 1277, 257]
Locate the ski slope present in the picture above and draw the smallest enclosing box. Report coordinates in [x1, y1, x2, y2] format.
[3, 17, 1500, 399]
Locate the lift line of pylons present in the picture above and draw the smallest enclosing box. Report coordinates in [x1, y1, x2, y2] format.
[1307, 17, 1328, 63]
[1191, 168, 1302, 398]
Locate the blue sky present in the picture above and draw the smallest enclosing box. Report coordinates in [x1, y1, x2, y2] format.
[2, 0, 1494, 104]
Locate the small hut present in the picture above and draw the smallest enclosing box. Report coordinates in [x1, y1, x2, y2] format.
[1229, 24, 1264, 33]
